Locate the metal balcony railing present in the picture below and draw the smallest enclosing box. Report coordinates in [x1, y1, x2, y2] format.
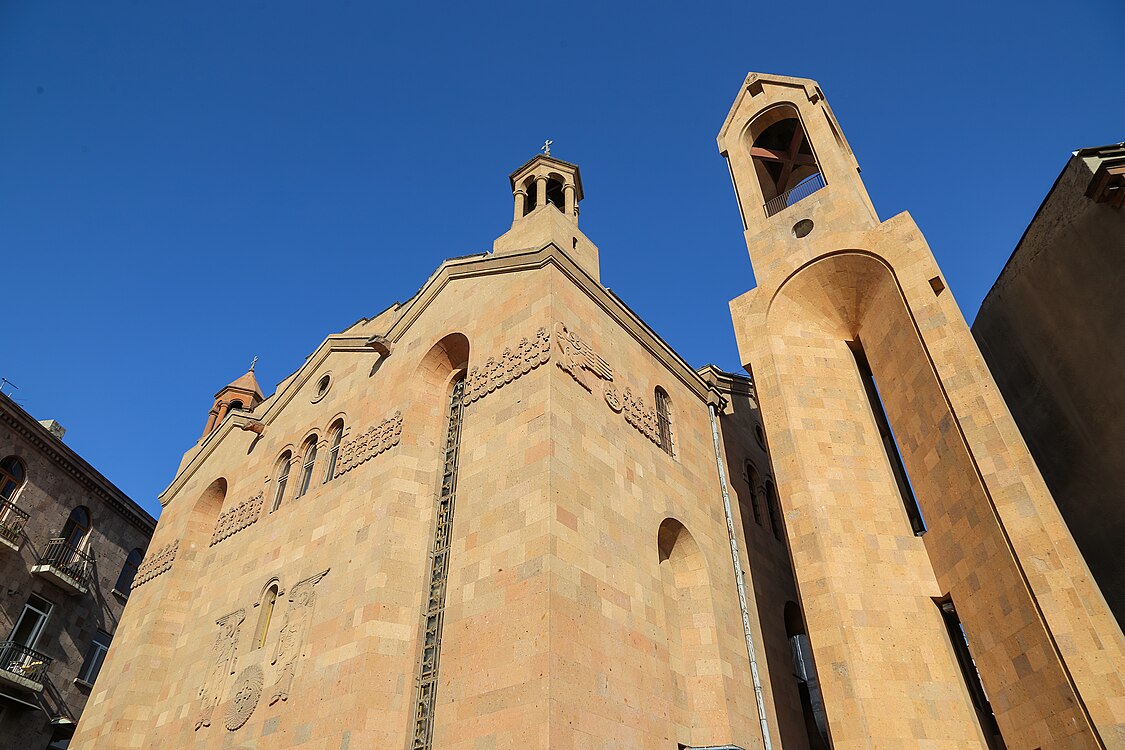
[0, 641, 52, 688]
[763, 172, 826, 217]
[0, 499, 30, 545]
[38, 538, 94, 586]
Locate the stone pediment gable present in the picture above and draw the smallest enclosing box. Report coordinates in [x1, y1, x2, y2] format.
[716, 71, 823, 149]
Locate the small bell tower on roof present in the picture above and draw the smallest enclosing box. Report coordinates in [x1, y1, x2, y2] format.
[493, 144, 601, 280]
[201, 359, 265, 439]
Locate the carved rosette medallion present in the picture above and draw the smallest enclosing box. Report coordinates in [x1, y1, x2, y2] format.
[224, 664, 264, 732]
[604, 385, 623, 413]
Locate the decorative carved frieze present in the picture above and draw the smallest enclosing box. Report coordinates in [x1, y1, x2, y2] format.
[464, 326, 551, 405]
[196, 609, 245, 731]
[132, 541, 178, 589]
[210, 491, 264, 547]
[557, 322, 667, 449]
[335, 413, 402, 477]
[270, 569, 329, 705]
[224, 664, 264, 732]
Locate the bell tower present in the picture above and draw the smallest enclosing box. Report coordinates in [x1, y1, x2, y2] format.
[201, 362, 264, 439]
[721, 72, 1125, 748]
[493, 149, 601, 280]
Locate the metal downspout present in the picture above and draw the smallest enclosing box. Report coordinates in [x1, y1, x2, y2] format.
[708, 400, 773, 750]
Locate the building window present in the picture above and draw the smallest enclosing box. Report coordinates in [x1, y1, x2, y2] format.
[77, 631, 112, 685]
[255, 584, 278, 650]
[324, 422, 343, 483]
[746, 463, 763, 525]
[764, 480, 783, 541]
[61, 506, 91, 550]
[114, 548, 144, 597]
[654, 387, 673, 455]
[938, 599, 1005, 749]
[296, 437, 318, 499]
[9, 594, 52, 650]
[0, 456, 26, 503]
[272, 452, 292, 512]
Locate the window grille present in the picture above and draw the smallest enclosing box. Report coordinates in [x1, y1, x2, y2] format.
[655, 388, 673, 455]
[410, 376, 465, 750]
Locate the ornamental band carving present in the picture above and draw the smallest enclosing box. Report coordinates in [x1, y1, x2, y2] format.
[335, 413, 402, 477]
[464, 326, 551, 405]
[196, 609, 245, 730]
[132, 541, 178, 589]
[270, 569, 329, 705]
[211, 491, 264, 547]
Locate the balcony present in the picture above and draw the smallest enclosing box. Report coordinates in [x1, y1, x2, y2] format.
[763, 172, 826, 217]
[0, 499, 29, 551]
[30, 539, 93, 595]
[0, 641, 52, 692]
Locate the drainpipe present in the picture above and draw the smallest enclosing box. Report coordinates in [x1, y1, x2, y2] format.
[708, 397, 773, 750]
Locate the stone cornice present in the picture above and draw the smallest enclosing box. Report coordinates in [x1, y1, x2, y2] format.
[0, 393, 156, 532]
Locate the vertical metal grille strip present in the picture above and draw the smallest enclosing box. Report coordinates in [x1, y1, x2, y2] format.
[409, 376, 465, 750]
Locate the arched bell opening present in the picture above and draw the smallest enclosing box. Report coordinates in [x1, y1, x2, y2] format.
[745, 105, 825, 215]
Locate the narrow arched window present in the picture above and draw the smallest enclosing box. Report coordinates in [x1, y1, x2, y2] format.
[62, 506, 91, 550]
[272, 451, 292, 512]
[296, 437, 318, 499]
[114, 548, 144, 597]
[764, 480, 782, 541]
[324, 421, 343, 483]
[254, 584, 278, 650]
[0, 456, 26, 503]
[746, 463, 763, 525]
[654, 387, 673, 456]
[747, 106, 825, 216]
[228, 400, 244, 413]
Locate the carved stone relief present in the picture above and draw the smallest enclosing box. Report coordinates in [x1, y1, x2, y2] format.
[464, 326, 552, 405]
[556, 322, 666, 448]
[270, 569, 329, 705]
[224, 664, 264, 731]
[211, 491, 265, 547]
[132, 541, 178, 589]
[196, 609, 245, 730]
[335, 413, 402, 477]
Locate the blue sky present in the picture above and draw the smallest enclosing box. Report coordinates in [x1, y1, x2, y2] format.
[2, 1, 1122, 519]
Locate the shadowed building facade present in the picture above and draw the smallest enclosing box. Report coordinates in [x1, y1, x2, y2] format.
[71, 74, 1125, 750]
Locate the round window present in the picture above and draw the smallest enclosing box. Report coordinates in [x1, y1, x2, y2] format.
[311, 373, 332, 403]
[792, 218, 814, 238]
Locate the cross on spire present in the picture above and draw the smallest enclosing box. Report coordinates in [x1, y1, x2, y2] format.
[541, 139, 553, 157]
[249, 355, 258, 372]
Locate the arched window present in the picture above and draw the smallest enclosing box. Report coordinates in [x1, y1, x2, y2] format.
[545, 177, 565, 210]
[254, 583, 279, 650]
[228, 400, 244, 412]
[747, 106, 825, 216]
[764, 480, 782, 541]
[0, 456, 26, 503]
[746, 463, 763, 525]
[323, 421, 343, 483]
[114, 548, 144, 597]
[296, 437, 318, 499]
[62, 506, 91, 550]
[272, 451, 292, 512]
[654, 387, 673, 456]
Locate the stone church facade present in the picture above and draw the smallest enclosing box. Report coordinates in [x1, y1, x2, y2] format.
[71, 73, 1125, 749]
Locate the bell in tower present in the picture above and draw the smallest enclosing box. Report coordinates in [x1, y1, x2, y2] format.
[493, 145, 600, 280]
